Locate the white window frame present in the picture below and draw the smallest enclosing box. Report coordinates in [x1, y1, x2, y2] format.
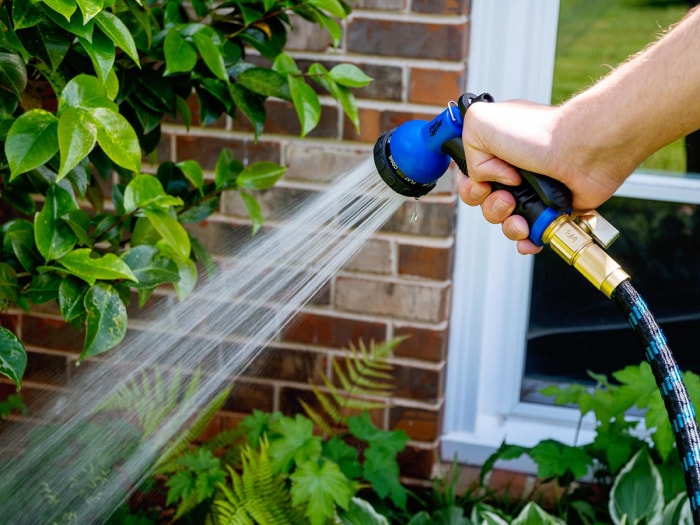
[442, 0, 700, 470]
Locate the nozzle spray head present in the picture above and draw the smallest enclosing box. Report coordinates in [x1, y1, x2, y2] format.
[372, 94, 492, 198]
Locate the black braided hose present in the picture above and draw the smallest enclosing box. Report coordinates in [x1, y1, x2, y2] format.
[612, 279, 700, 522]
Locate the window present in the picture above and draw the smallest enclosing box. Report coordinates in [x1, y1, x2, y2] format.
[442, 0, 700, 469]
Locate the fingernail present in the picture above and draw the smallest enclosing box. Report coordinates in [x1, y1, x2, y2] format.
[469, 183, 488, 202]
[492, 196, 513, 215]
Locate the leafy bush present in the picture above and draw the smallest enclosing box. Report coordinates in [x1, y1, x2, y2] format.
[0, 0, 371, 388]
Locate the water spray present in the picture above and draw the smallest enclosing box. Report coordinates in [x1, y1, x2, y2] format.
[374, 93, 700, 521]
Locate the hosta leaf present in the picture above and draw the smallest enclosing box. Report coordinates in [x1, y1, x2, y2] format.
[123, 174, 183, 213]
[0, 52, 27, 98]
[163, 29, 197, 75]
[57, 107, 97, 180]
[95, 10, 139, 66]
[81, 282, 127, 361]
[57, 248, 138, 286]
[609, 449, 664, 525]
[288, 75, 320, 136]
[0, 327, 26, 389]
[290, 459, 353, 525]
[237, 161, 285, 190]
[34, 184, 78, 261]
[88, 107, 141, 173]
[6, 110, 59, 179]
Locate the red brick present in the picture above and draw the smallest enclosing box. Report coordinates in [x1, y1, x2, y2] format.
[224, 380, 275, 413]
[343, 238, 393, 274]
[23, 351, 68, 386]
[247, 346, 326, 383]
[390, 406, 440, 441]
[176, 135, 281, 170]
[347, 19, 468, 61]
[282, 312, 387, 348]
[397, 445, 437, 479]
[398, 243, 454, 280]
[412, 0, 471, 15]
[409, 68, 466, 105]
[391, 364, 442, 402]
[394, 325, 449, 362]
[21, 316, 83, 354]
[230, 99, 339, 139]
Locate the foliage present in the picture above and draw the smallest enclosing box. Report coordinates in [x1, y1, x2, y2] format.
[0, 392, 25, 420]
[0, 0, 371, 388]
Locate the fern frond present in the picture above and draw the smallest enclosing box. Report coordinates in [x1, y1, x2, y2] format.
[298, 398, 335, 437]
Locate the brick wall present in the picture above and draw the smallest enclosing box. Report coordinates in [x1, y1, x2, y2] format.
[5, 0, 473, 485]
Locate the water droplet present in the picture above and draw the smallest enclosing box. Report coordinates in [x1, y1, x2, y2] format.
[409, 199, 420, 223]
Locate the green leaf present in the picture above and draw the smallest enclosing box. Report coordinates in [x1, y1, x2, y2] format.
[173, 256, 197, 301]
[290, 459, 353, 525]
[609, 449, 664, 525]
[237, 67, 289, 99]
[34, 184, 78, 261]
[6, 110, 59, 179]
[238, 161, 285, 190]
[57, 248, 138, 286]
[142, 208, 191, 262]
[309, 62, 359, 132]
[339, 498, 390, 525]
[191, 29, 228, 82]
[329, 64, 372, 88]
[323, 436, 362, 480]
[26, 273, 62, 304]
[13, 1, 44, 29]
[59, 73, 116, 111]
[95, 10, 140, 66]
[76, 0, 102, 23]
[57, 107, 97, 180]
[0, 262, 19, 304]
[79, 29, 115, 82]
[363, 446, 406, 509]
[124, 174, 183, 213]
[307, 0, 348, 18]
[229, 83, 266, 138]
[3, 219, 41, 272]
[62, 209, 92, 245]
[214, 149, 243, 190]
[41, 0, 77, 22]
[288, 75, 320, 136]
[512, 502, 563, 525]
[175, 160, 204, 192]
[121, 245, 179, 289]
[176, 96, 192, 130]
[528, 439, 592, 480]
[163, 29, 197, 75]
[88, 107, 141, 173]
[0, 327, 26, 389]
[269, 414, 322, 474]
[0, 52, 27, 99]
[58, 277, 88, 325]
[81, 282, 127, 360]
[273, 53, 301, 75]
[240, 191, 263, 235]
[166, 449, 225, 510]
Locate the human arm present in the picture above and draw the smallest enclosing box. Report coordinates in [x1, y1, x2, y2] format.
[460, 6, 700, 254]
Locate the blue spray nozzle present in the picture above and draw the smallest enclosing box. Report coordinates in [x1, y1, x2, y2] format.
[373, 92, 572, 245]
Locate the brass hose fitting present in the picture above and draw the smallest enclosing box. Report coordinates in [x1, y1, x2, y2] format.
[542, 214, 630, 298]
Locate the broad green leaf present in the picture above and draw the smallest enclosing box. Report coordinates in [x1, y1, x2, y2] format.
[62, 209, 92, 245]
[41, 0, 77, 22]
[273, 53, 300, 75]
[309, 9, 342, 47]
[42, 7, 94, 43]
[363, 446, 406, 509]
[323, 436, 362, 480]
[6, 110, 59, 179]
[0, 53, 27, 98]
[57, 248, 138, 286]
[0, 262, 19, 304]
[79, 29, 115, 81]
[172, 256, 196, 301]
[240, 191, 263, 235]
[290, 459, 353, 525]
[191, 30, 227, 81]
[0, 326, 26, 388]
[142, 208, 191, 262]
[76, 0, 102, 23]
[288, 75, 320, 136]
[88, 107, 141, 172]
[528, 439, 592, 480]
[512, 502, 564, 525]
[309, 63, 359, 132]
[329, 63, 372, 88]
[95, 10, 140, 66]
[38, 13, 73, 69]
[25, 272, 62, 304]
[123, 174, 183, 213]
[12, 1, 44, 29]
[81, 282, 127, 360]
[58, 277, 88, 324]
[176, 95, 191, 130]
[175, 160, 204, 192]
[214, 149, 243, 190]
[237, 161, 285, 190]
[57, 107, 97, 180]
[338, 498, 390, 525]
[121, 245, 179, 289]
[59, 74, 116, 111]
[269, 414, 322, 474]
[34, 184, 78, 261]
[307, 0, 348, 18]
[609, 449, 664, 525]
[229, 83, 265, 138]
[163, 29, 197, 75]
[3, 219, 41, 272]
[237, 67, 289, 99]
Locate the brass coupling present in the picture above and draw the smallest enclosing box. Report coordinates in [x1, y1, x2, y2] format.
[541, 214, 630, 298]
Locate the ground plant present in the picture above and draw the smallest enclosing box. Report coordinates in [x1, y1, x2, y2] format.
[0, 0, 371, 389]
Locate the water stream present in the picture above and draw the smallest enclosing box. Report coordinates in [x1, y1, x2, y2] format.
[0, 158, 405, 524]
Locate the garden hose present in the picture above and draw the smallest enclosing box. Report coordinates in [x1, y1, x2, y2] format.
[373, 92, 700, 522]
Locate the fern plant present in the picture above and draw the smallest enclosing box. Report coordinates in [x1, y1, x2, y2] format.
[300, 337, 402, 436]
